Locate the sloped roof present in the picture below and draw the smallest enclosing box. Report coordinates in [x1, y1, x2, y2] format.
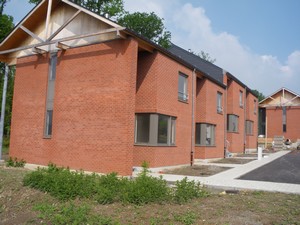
[259, 87, 300, 107]
[167, 44, 224, 86]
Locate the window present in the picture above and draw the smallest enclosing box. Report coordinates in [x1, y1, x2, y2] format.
[195, 123, 216, 146]
[45, 110, 53, 137]
[254, 100, 257, 114]
[239, 90, 243, 108]
[135, 113, 176, 146]
[217, 92, 223, 113]
[178, 73, 188, 101]
[44, 52, 57, 138]
[135, 114, 150, 143]
[227, 114, 239, 132]
[49, 52, 57, 80]
[283, 107, 287, 132]
[246, 120, 253, 135]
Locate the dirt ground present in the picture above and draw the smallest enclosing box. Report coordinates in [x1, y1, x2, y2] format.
[212, 158, 255, 164]
[162, 165, 230, 176]
[1, 166, 300, 225]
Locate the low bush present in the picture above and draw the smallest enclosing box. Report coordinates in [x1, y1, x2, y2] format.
[34, 202, 119, 225]
[173, 177, 209, 204]
[121, 168, 170, 205]
[6, 157, 26, 168]
[24, 163, 209, 205]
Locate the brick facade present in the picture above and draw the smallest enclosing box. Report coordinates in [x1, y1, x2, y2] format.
[194, 78, 225, 159]
[226, 79, 246, 153]
[266, 107, 300, 141]
[10, 39, 138, 175]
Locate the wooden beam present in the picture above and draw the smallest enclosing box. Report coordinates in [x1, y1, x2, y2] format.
[116, 29, 126, 39]
[56, 42, 69, 50]
[20, 25, 44, 43]
[45, 0, 53, 40]
[32, 47, 47, 54]
[0, 27, 124, 55]
[138, 40, 154, 53]
[47, 9, 81, 42]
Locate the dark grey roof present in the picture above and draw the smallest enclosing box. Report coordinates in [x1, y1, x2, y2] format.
[167, 44, 224, 86]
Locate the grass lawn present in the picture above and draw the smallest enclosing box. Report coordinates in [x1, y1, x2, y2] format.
[0, 166, 300, 224]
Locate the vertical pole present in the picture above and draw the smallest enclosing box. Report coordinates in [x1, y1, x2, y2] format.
[45, 0, 53, 40]
[190, 69, 195, 166]
[0, 64, 9, 160]
[265, 115, 268, 149]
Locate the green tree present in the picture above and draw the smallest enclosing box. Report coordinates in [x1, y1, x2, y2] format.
[189, 49, 216, 64]
[118, 12, 171, 48]
[0, 0, 9, 16]
[252, 89, 265, 102]
[29, 0, 125, 19]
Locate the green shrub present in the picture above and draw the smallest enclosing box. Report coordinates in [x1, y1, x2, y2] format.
[34, 202, 119, 225]
[121, 166, 170, 205]
[173, 177, 209, 204]
[24, 163, 209, 206]
[6, 157, 26, 167]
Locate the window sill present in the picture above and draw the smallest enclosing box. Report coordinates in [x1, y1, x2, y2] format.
[195, 145, 216, 147]
[246, 134, 254, 136]
[178, 99, 188, 104]
[217, 111, 223, 115]
[43, 136, 52, 139]
[239, 105, 244, 109]
[134, 144, 177, 147]
[227, 131, 239, 134]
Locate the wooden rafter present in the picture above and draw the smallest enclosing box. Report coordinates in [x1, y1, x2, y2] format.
[0, 27, 125, 55]
[20, 25, 44, 43]
[56, 42, 69, 50]
[46, 9, 82, 42]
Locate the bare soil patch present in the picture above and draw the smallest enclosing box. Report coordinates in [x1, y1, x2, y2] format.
[213, 158, 255, 164]
[1, 167, 300, 224]
[162, 165, 230, 177]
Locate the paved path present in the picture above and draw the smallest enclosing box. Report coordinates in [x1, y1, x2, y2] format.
[134, 151, 300, 195]
[239, 151, 300, 184]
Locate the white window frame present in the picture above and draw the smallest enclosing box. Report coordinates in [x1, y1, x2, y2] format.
[178, 73, 188, 102]
[217, 92, 223, 113]
[239, 90, 243, 108]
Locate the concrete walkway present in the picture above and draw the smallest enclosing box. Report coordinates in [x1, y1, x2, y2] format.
[138, 151, 300, 195]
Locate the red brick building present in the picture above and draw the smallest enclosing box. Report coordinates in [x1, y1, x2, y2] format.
[259, 88, 300, 142]
[0, 0, 258, 175]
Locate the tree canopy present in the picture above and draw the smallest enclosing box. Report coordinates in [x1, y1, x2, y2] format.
[252, 89, 265, 102]
[118, 12, 171, 48]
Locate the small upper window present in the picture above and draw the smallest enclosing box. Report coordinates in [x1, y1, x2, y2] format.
[178, 73, 188, 102]
[254, 100, 257, 114]
[217, 92, 223, 113]
[239, 91, 243, 108]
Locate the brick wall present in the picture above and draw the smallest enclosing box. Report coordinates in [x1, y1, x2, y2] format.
[226, 79, 246, 153]
[245, 92, 258, 151]
[194, 78, 225, 159]
[134, 51, 194, 167]
[266, 107, 300, 141]
[10, 38, 138, 175]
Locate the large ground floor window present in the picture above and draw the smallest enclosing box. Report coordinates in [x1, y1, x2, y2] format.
[195, 123, 216, 146]
[135, 113, 176, 146]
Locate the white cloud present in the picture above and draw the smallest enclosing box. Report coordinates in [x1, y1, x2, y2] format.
[124, 1, 300, 95]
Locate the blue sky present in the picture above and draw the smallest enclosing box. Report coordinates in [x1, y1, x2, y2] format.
[3, 0, 300, 96]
